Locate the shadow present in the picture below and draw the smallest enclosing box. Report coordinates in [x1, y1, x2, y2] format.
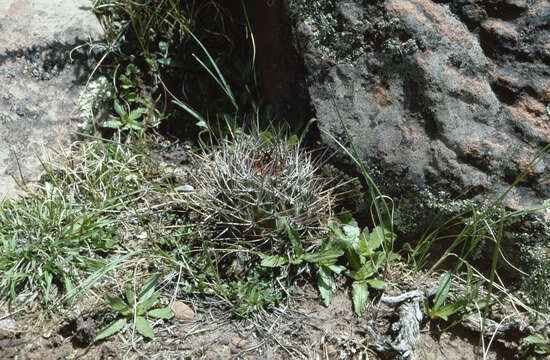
[0, 37, 105, 87]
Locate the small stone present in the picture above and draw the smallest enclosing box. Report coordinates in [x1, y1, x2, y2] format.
[74, 316, 95, 346]
[327, 344, 338, 358]
[175, 184, 194, 192]
[172, 301, 194, 320]
[237, 339, 247, 349]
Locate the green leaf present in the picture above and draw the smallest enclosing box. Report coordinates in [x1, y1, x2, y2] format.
[63, 275, 73, 303]
[43, 271, 52, 302]
[371, 251, 386, 271]
[302, 248, 344, 264]
[139, 274, 160, 300]
[125, 63, 138, 75]
[136, 292, 160, 315]
[339, 209, 355, 225]
[352, 281, 369, 316]
[102, 118, 123, 129]
[148, 307, 173, 319]
[317, 266, 333, 307]
[433, 272, 452, 312]
[284, 219, 302, 257]
[357, 229, 370, 256]
[95, 318, 127, 341]
[128, 108, 145, 121]
[122, 118, 143, 131]
[368, 226, 387, 252]
[287, 134, 299, 145]
[135, 316, 154, 339]
[158, 41, 169, 52]
[261, 255, 288, 267]
[125, 283, 136, 307]
[113, 99, 126, 117]
[105, 294, 131, 315]
[523, 335, 548, 345]
[431, 300, 468, 321]
[157, 57, 174, 66]
[327, 264, 347, 274]
[366, 279, 387, 290]
[345, 247, 363, 271]
[347, 262, 375, 281]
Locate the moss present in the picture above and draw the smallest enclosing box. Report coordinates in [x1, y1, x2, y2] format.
[287, 1, 418, 63]
[509, 215, 550, 312]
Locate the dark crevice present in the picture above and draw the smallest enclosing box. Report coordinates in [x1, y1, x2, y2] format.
[490, 81, 518, 105]
[486, 3, 526, 21]
[423, 111, 439, 139]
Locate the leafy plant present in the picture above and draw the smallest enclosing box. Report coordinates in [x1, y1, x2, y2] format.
[519, 334, 550, 359]
[262, 211, 397, 316]
[95, 274, 173, 341]
[103, 98, 147, 130]
[424, 272, 469, 322]
[91, 0, 258, 136]
[228, 265, 283, 317]
[101, 64, 149, 131]
[328, 211, 397, 316]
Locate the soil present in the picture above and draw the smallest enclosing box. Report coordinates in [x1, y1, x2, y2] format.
[0, 276, 520, 360]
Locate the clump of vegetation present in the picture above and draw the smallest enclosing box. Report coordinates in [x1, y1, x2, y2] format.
[90, 0, 257, 136]
[185, 126, 343, 255]
[95, 274, 173, 341]
[0, 140, 166, 305]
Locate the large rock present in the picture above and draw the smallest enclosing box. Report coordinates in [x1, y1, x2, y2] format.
[249, 0, 550, 302]
[285, 0, 550, 210]
[0, 0, 102, 199]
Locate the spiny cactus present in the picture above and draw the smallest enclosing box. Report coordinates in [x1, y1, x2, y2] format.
[185, 127, 347, 255]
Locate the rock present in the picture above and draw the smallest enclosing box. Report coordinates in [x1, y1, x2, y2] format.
[0, 0, 102, 199]
[174, 184, 194, 192]
[74, 316, 95, 347]
[171, 301, 195, 321]
[248, 0, 550, 304]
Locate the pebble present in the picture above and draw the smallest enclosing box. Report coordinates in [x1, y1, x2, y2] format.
[175, 184, 194, 192]
[171, 301, 195, 320]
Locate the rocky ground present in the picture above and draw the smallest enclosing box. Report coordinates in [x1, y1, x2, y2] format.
[0, 0, 101, 199]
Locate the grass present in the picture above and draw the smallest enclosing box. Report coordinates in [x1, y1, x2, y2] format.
[0, 140, 157, 305]
[1, 1, 549, 358]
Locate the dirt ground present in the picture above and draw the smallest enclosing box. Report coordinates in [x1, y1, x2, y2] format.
[0, 278, 519, 360]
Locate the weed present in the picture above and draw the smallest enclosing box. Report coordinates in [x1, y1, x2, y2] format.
[228, 265, 283, 318]
[0, 138, 170, 305]
[519, 334, 550, 359]
[95, 274, 173, 341]
[425, 272, 469, 322]
[90, 0, 258, 135]
[327, 211, 397, 316]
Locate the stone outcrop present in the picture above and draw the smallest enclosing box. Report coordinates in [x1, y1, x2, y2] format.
[249, 0, 550, 297]
[250, 0, 550, 214]
[284, 0, 550, 211]
[0, 0, 102, 199]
